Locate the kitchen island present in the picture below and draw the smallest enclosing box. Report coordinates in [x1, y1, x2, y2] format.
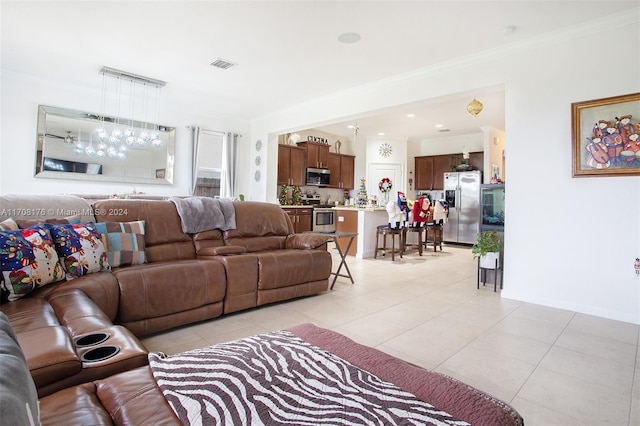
[333, 206, 389, 259]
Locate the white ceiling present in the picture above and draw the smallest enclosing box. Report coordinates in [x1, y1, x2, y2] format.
[2, 1, 637, 141]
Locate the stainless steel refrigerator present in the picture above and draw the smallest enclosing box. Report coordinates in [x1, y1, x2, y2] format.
[443, 170, 481, 244]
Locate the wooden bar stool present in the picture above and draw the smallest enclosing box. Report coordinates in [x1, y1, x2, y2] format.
[425, 223, 443, 252]
[403, 226, 424, 256]
[374, 225, 404, 261]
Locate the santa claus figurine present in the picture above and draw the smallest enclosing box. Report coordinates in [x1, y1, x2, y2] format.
[397, 191, 410, 225]
[386, 196, 404, 229]
[411, 195, 431, 227]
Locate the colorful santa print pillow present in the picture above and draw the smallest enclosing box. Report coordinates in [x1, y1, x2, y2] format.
[47, 223, 110, 280]
[0, 223, 65, 301]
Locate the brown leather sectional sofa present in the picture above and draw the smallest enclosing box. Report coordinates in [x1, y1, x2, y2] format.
[0, 194, 332, 401]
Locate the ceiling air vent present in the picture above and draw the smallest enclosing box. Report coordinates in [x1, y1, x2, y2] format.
[210, 58, 237, 70]
[438, 129, 451, 133]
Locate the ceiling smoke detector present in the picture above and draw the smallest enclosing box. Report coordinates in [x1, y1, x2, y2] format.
[503, 26, 517, 36]
[210, 58, 237, 70]
[337, 32, 361, 44]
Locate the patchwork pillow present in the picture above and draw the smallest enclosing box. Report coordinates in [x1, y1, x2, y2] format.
[47, 223, 110, 279]
[93, 221, 146, 268]
[0, 224, 65, 301]
[0, 218, 18, 231]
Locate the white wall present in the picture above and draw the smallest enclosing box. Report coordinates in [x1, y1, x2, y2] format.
[419, 133, 483, 156]
[251, 11, 640, 324]
[484, 127, 506, 182]
[0, 70, 250, 197]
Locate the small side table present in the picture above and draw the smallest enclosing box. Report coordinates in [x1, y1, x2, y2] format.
[326, 232, 358, 290]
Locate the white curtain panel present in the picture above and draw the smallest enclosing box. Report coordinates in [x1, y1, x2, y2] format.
[189, 126, 201, 196]
[220, 132, 239, 198]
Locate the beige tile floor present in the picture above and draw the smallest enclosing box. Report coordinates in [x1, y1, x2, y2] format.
[142, 244, 640, 426]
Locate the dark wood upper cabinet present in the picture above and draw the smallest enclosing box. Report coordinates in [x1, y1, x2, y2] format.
[433, 155, 455, 190]
[415, 152, 484, 190]
[468, 152, 484, 171]
[339, 154, 355, 189]
[297, 142, 329, 169]
[415, 156, 434, 190]
[278, 145, 306, 186]
[328, 153, 355, 189]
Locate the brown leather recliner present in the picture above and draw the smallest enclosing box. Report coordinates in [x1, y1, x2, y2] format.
[194, 201, 333, 312]
[0, 288, 148, 398]
[92, 199, 228, 337]
[0, 311, 177, 425]
[38, 366, 181, 426]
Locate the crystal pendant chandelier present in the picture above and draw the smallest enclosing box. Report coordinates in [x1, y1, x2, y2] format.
[92, 67, 166, 160]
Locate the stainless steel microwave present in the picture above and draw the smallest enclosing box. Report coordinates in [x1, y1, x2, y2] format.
[306, 168, 330, 186]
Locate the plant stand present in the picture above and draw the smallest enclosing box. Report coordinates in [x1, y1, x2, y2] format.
[477, 253, 502, 292]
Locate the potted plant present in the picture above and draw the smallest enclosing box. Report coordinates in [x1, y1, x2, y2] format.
[472, 230, 501, 269]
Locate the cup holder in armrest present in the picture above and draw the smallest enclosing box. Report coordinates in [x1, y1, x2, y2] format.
[80, 345, 120, 363]
[75, 332, 110, 348]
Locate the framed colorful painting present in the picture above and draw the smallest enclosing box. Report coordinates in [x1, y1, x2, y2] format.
[572, 93, 640, 177]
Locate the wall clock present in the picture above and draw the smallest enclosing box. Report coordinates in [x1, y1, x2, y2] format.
[379, 143, 392, 158]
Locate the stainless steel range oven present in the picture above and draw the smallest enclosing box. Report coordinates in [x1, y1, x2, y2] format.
[312, 207, 336, 233]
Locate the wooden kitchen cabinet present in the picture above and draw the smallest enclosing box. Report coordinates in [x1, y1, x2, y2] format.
[297, 142, 329, 169]
[433, 155, 456, 190]
[416, 155, 451, 190]
[415, 152, 484, 190]
[335, 209, 358, 256]
[468, 152, 484, 171]
[446, 152, 484, 172]
[328, 153, 355, 189]
[415, 156, 434, 190]
[282, 207, 312, 233]
[277, 145, 306, 186]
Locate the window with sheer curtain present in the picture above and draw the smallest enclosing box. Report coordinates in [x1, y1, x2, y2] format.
[190, 127, 239, 198]
[194, 130, 224, 197]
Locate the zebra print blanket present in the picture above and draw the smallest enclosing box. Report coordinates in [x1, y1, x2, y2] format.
[148, 330, 469, 425]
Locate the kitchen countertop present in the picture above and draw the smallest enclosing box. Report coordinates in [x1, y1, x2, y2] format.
[280, 205, 386, 212]
[333, 206, 386, 212]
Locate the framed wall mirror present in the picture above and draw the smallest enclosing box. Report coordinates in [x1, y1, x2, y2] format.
[35, 105, 175, 185]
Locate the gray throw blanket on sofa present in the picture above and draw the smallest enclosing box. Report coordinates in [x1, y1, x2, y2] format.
[170, 197, 236, 233]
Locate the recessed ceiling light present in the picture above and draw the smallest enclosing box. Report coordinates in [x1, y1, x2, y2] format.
[434, 124, 444, 128]
[407, 114, 415, 118]
[378, 132, 385, 136]
[347, 125, 355, 129]
[337, 32, 361, 44]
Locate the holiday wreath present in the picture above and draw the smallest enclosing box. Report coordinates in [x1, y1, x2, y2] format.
[378, 177, 393, 193]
